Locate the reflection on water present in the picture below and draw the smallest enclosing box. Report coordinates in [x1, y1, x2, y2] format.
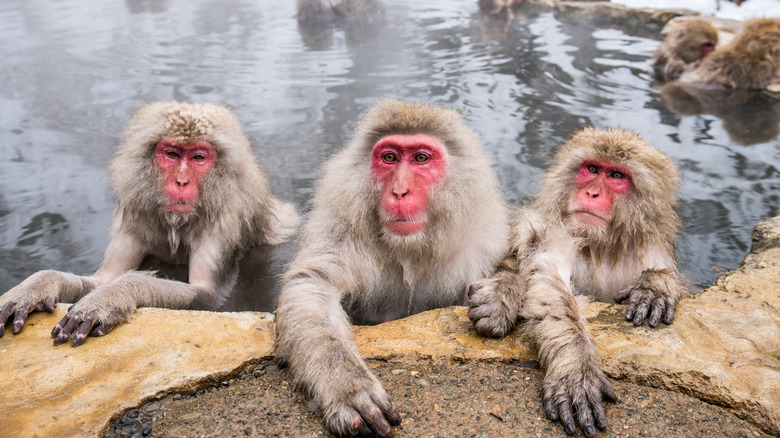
[1, 0, 778, 308]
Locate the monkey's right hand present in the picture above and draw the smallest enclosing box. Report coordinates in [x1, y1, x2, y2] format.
[542, 356, 618, 437]
[467, 277, 518, 338]
[0, 270, 62, 337]
[321, 379, 402, 438]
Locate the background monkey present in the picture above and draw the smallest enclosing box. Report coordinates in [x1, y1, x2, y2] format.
[653, 18, 718, 82]
[0, 101, 299, 346]
[275, 99, 509, 437]
[469, 127, 687, 437]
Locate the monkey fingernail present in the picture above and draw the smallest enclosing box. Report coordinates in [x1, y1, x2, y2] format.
[585, 426, 596, 437]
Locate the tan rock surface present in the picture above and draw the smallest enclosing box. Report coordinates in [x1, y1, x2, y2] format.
[0, 309, 274, 438]
[1, 218, 778, 437]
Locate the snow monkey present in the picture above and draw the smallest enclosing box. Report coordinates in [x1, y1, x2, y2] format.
[275, 99, 510, 437]
[0, 101, 300, 346]
[653, 18, 718, 82]
[468, 127, 688, 437]
[656, 18, 780, 89]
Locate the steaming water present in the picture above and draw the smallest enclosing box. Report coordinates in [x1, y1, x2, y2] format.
[1, 0, 778, 310]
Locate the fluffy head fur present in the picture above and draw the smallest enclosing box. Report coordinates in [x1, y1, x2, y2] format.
[653, 19, 718, 82]
[109, 101, 298, 260]
[535, 127, 681, 263]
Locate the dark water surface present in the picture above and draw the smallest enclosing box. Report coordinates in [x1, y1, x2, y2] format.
[1, 0, 778, 309]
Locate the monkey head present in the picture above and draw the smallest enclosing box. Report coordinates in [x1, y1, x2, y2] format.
[111, 101, 262, 224]
[662, 19, 718, 63]
[370, 134, 447, 237]
[539, 127, 680, 248]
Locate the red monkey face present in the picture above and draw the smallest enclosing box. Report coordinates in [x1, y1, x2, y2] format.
[370, 134, 446, 236]
[155, 138, 216, 215]
[571, 161, 631, 227]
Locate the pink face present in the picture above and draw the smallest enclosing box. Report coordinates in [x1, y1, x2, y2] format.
[700, 40, 715, 57]
[155, 138, 216, 215]
[571, 160, 631, 227]
[370, 134, 447, 236]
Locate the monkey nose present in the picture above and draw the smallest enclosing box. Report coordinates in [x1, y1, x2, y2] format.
[392, 188, 409, 199]
[176, 179, 189, 187]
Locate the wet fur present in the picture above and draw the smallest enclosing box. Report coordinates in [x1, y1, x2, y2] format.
[653, 19, 718, 82]
[468, 128, 687, 437]
[0, 101, 299, 344]
[275, 99, 509, 437]
[673, 18, 780, 89]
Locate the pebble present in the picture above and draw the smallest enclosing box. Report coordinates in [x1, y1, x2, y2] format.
[415, 379, 430, 387]
[142, 402, 160, 412]
[392, 369, 407, 375]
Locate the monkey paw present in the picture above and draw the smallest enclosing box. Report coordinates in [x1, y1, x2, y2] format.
[614, 283, 676, 327]
[542, 358, 618, 437]
[51, 294, 129, 347]
[322, 386, 402, 438]
[467, 278, 518, 338]
[0, 270, 63, 337]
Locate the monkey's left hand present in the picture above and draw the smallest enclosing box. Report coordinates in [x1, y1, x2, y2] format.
[614, 269, 678, 327]
[543, 356, 618, 437]
[51, 290, 130, 347]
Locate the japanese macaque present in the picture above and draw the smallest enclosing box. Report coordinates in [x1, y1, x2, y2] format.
[0, 101, 299, 346]
[653, 18, 718, 82]
[297, 0, 385, 22]
[468, 127, 688, 437]
[275, 99, 509, 437]
[677, 18, 780, 89]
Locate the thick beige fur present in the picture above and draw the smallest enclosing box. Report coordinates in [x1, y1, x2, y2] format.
[468, 128, 688, 437]
[275, 99, 509, 437]
[0, 101, 299, 345]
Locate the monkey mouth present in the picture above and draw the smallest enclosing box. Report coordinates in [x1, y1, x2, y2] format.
[165, 202, 196, 215]
[382, 217, 425, 236]
[572, 210, 608, 226]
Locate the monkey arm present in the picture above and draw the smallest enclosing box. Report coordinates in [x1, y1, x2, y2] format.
[275, 252, 402, 438]
[50, 234, 239, 347]
[467, 208, 553, 337]
[519, 231, 617, 438]
[0, 230, 146, 338]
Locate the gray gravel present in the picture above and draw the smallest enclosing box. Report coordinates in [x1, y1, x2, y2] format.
[106, 359, 771, 438]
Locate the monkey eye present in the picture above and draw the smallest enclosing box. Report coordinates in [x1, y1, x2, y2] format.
[192, 154, 206, 162]
[587, 165, 598, 174]
[166, 151, 180, 159]
[610, 171, 624, 179]
[414, 154, 429, 163]
[382, 153, 398, 163]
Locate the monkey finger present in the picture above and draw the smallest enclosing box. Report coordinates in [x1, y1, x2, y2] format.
[543, 395, 559, 421]
[71, 319, 97, 347]
[601, 379, 619, 402]
[575, 400, 595, 438]
[373, 396, 402, 427]
[0, 304, 17, 337]
[357, 403, 394, 438]
[35, 298, 57, 313]
[613, 289, 630, 303]
[12, 307, 30, 334]
[467, 283, 481, 298]
[624, 301, 637, 322]
[663, 303, 676, 325]
[558, 400, 576, 435]
[53, 316, 79, 345]
[648, 300, 664, 327]
[90, 322, 116, 337]
[632, 301, 650, 326]
[591, 398, 609, 430]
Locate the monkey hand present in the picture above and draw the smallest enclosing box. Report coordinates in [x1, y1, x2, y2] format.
[614, 269, 678, 327]
[467, 277, 519, 338]
[51, 288, 132, 347]
[542, 355, 618, 437]
[0, 270, 66, 337]
[320, 377, 402, 438]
